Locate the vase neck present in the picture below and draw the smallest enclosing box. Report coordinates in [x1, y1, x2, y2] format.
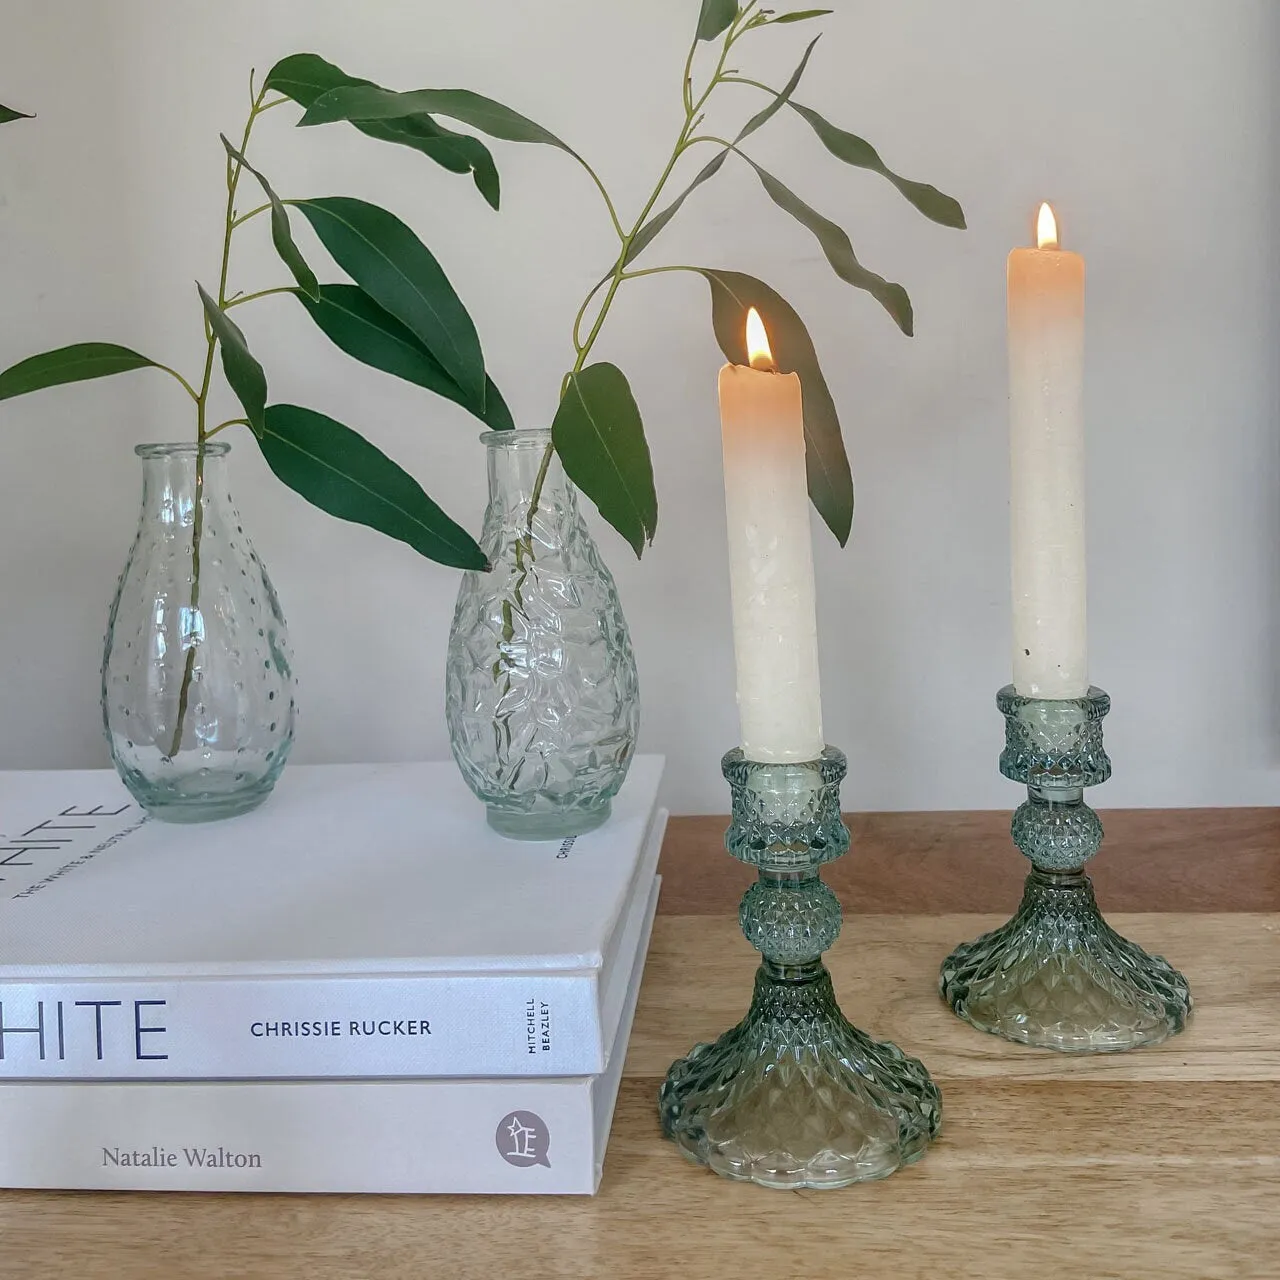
[482, 431, 579, 546]
[136, 442, 231, 527]
[485, 431, 568, 499]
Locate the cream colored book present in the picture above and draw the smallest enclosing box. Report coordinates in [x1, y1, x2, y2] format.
[0, 758, 664, 1079]
[0, 878, 659, 1195]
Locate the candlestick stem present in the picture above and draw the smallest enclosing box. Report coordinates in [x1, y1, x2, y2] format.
[940, 687, 1192, 1052]
[660, 747, 940, 1188]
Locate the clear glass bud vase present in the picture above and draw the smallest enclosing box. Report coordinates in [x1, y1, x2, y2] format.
[446, 430, 640, 840]
[102, 442, 296, 821]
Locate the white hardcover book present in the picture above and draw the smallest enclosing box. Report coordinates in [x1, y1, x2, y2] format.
[0, 758, 665, 1080]
[0, 877, 659, 1195]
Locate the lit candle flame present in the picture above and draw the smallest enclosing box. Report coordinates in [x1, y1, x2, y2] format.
[746, 307, 777, 371]
[1036, 201, 1059, 250]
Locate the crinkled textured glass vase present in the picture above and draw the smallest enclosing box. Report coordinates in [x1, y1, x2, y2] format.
[446, 430, 639, 840]
[102, 442, 296, 822]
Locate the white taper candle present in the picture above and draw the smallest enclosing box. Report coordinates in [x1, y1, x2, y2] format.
[718, 310, 824, 762]
[1008, 202, 1088, 699]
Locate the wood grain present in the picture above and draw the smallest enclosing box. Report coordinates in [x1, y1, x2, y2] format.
[2, 811, 1278, 1280]
[1, 1078, 1275, 1280]
[628, 913, 1280, 1081]
[658, 808, 1280, 913]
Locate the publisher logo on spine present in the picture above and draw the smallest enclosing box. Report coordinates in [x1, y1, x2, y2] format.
[495, 1111, 551, 1168]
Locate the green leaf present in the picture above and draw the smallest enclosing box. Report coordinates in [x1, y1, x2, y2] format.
[552, 363, 657, 558]
[0, 343, 157, 401]
[737, 36, 819, 140]
[220, 135, 319, 301]
[263, 52, 351, 106]
[697, 0, 738, 41]
[295, 285, 513, 431]
[363, 115, 501, 210]
[625, 150, 728, 266]
[698, 269, 853, 544]
[291, 196, 486, 407]
[299, 84, 569, 153]
[264, 54, 500, 210]
[787, 100, 965, 229]
[197, 283, 267, 434]
[743, 157, 913, 335]
[770, 9, 834, 23]
[0, 103, 33, 125]
[257, 403, 487, 571]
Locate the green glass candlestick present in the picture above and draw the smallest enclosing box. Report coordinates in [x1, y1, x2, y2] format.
[940, 686, 1192, 1052]
[659, 747, 940, 1189]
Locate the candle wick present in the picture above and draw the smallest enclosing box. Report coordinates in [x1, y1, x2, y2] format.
[749, 355, 778, 373]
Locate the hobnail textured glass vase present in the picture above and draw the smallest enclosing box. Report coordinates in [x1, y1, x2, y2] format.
[445, 430, 639, 840]
[102, 442, 296, 822]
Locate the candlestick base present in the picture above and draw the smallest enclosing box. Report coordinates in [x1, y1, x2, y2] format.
[659, 748, 940, 1189]
[940, 686, 1192, 1053]
[940, 866, 1191, 1052]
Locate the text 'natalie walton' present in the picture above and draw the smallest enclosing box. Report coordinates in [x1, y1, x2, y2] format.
[102, 1145, 262, 1169]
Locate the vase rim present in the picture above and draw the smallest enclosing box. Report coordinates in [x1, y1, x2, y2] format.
[135, 441, 231, 459]
[479, 428, 550, 448]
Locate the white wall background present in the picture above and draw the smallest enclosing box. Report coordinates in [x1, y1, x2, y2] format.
[1, 0, 1277, 814]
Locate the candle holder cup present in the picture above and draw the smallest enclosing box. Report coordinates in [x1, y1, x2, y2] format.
[940, 686, 1192, 1052]
[659, 746, 940, 1189]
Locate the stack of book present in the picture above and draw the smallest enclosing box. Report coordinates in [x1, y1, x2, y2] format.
[0, 756, 665, 1194]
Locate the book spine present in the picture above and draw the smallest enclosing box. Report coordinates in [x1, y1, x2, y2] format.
[0, 1076, 600, 1194]
[0, 972, 602, 1080]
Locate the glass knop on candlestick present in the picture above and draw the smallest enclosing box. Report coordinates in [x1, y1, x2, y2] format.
[660, 747, 941, 1189]
[939, 686, 1192, 1052]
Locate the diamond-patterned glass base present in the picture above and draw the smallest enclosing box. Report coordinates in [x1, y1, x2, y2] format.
[660, 964, 941, 1188]
[941, 685, 1192, 1053]
[940, 868, 1192, 1053]
[661, 747, 940, 1189]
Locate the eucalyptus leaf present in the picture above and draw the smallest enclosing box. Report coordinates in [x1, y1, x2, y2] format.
[197, 283, 267, 434]
[0, 343, 157, 401]
[744, 157, 913, 335]
[552, 362, 657, 558]
[299, 84, 570, 153]
[364, 115, 501, 210]
[264, 54, 500, 210]
[257, 403, 487, 571]
[0, 103, 32, 125]
[697, 0, 738, 41]
[625, 150, 728, 266]
[698, 269, 853, 544]
[295, 284, 513, 431]
[292, 196, 486, 407]
[737, 36, 819, 140]
[263, 52, 350, 105]
[788, 100, 965, 229]
[220, 135, 318, 301]
[770, 9, 834, 23]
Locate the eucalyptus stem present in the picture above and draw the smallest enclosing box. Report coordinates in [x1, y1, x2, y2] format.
[167, 80, 270, 759]
[167, 454, 205, 759]
[525, 11, 751, 534]
[230, 202, 271, 229]
[205, 417, 251, 438]
[620, 263, 702, 283]
[153, 362, 201, 403]
[224, 285, 294, 309]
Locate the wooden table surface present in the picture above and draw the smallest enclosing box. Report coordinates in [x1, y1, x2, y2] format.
[3, 809, 1278, 1280]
